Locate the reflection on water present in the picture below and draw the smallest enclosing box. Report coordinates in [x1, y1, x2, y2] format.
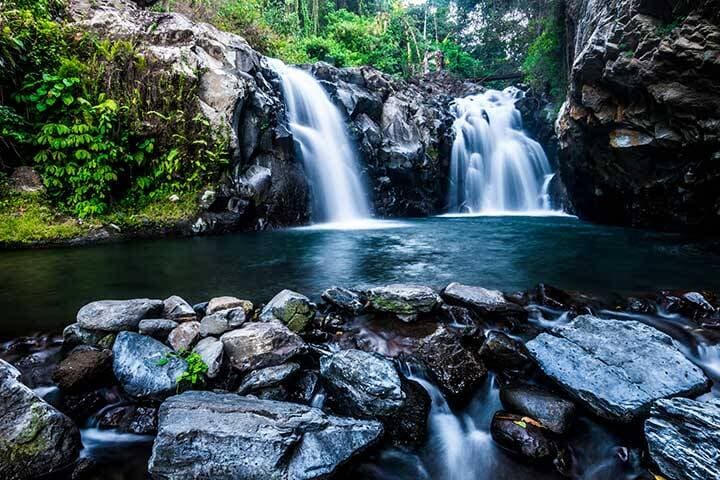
[2, 216, 720, 336]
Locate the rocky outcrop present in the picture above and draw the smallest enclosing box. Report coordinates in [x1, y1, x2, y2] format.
[558, 0, 720, 231]
[148, 391, 383, 479]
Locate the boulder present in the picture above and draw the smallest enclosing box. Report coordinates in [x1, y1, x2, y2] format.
[192, 337, 224, 378]
[98, 404, 158, 435]
[112, 332, 187, 400]
[414, 325, 486, 401]
[321, 287, 365, 315]
[207, 296, 252, 315]
[0, 360, 81, 479]
[499, 384, 575, 434]
[148, 391, 383, 479]
[645, 397, 720, 480]
[200, 307, 248, 336]
[260, 290, 316, 332]
[478, 331, 532, 369]
[490, 412, 556, 462]
[63, 323, 116, 348]
[220, 321, 305, 373]
[52, 346, 113, 392]
[237, 363, 300, 395]
[366, 284, 441, 320]
[167, 321, 201, 352]
[526, 316, 710, 422]
[442, 283, 526, 320]
[139, 319, 179, 341]
[77, 299, 163, 332]
[162, 296, 197, 322]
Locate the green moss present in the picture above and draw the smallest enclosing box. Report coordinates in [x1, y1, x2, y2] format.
[106, 192, 200, 231]
[370, 296, 415, 314]
[0, 402, 49, 466]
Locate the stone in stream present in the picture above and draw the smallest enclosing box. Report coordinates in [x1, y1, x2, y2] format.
[0, 359, 81, 479]
[499, 384, 576, 434]
[237, 362, 300, 395]
[193, 337, 224, 378]
[645, 397, 720, 480]
[112, 332, 187, 400]
[139, 319, 179, 341]
[167, 321, 201, 352]
[490, 412, 556, 462]
[199, 307, 247, 336]
[220, 321, 305, 373]
[207, 296, 253, 316]
[77, 299, 163, 332]
[526, 315, 710, 422]
[322, 286, 366, 314]
[148, 391, 383, 480]
[63, 323, 115, 349]
[365, 284, 442, 321]
[162, 295, 197, 322]
[52, 345, 113, 392]
[479, 330, 532, 369]
[260, 289, 317, 332]
[442, 282, 527, 320]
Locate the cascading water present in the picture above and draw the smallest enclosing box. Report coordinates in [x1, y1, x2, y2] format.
[267, 58, 370, 224]
[448, 87, 555, 213]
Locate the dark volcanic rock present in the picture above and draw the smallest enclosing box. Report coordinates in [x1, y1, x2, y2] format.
[479, 331, 532, 369]
[526, 315, 710, 422]
[645, 397, 720, 480]
[220, 321, 305, 373]
[491, 411, 556, 462]
[148, 391, 383, 479]
[53, 346, 113, 392]
[77, 299, 163, 332]
[0, 360, 81, 479]
[499, 384, 576, 434]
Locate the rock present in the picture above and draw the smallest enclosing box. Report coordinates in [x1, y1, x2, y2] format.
[0, 359, 81, 479]
[526, 315, 710, 422]
[366, 284, 441, 320]
[199, 190, 216, 210]
[167, 321, 201, 352]
[499, 384, 576, 434]
[63, 323, 115, 348]
[162, 296, 196, 322]
[237, 363, 300, 394]
[237, 165, 272, 205]
[192, 337, 224, 378]
[9, 166, 44, 192]
[207, 296, 252, 315]
[414, 325, 487, 401]
[52, 346, 112, 392]
[200, 307, 248, 336]
[491, 412, 556, 462]
[645, 397, 720, 480]
[321, 287, 366, 314]
[442, 283, 527, 321]
[138, 319, 179, 341]
[192, 302, 208, 318]
[112, 332, 187, 400]
[77, 299, 163, 332]
[98, 404, 158, 435]
[260, 289, 316, 332]
[479, 331, 532, 369]
[220, 321, 305, 373]
[290, 371, 320, 405]
[148, 391, 383, 479]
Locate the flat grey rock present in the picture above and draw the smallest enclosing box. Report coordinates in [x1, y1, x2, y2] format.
[193, 337, 223, 378]
[200, 307, 247, 336]
[442, 282, 524, 317]
[77, 299, 163, 332]
[238, 362, 300, 394]
[220, 321, 305, 373]
[526, 315, 710, 422]
[138, 319, 179, 341]
[366, 284, 441, 320]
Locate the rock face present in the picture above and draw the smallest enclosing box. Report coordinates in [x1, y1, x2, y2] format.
[220, 321, 305, 373]
[558, 0, 720, 231]
[77, 298, 163, 332]
[0, 360, 81, 479]
[260, 290, 316, 332]
[366, 284, 441, 320]
[645, 397, 720, 480]
[148, 391, 383, 480]
[112, 332, 187, 400]
[526, 315, 709, 422]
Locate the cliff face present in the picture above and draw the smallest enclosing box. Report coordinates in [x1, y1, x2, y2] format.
[558, 0, 720, 231]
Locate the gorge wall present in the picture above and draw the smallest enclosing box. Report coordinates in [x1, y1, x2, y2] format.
[557, 0, 720, 231]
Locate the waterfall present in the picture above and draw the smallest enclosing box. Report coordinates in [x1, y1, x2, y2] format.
[448, 87, 555, 214]
[267, 59, 370, 224]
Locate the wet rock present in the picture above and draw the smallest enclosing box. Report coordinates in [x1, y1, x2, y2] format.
[529, 284, 599, 315]
[491, 412, 556, 462]
[77, 299, 163, 332]
[660, 291, 717, 322]
[98, 404, 158, 435]
[112, 332, 187, 400]
[499, 384, 576, 434]
[260, 289, 317, 332]
[148, 391, 383, 479]
[236, 165, 272, 205]
[192, 337, 224, 378]
[526, 315, 710, 422]
[162, 296, 196, 322]
[12, 347, 64, 389]
[207, 296, 252, 316]
[192, 302, 208, 318]
[366, 284, 441, 321]
[322, 287, 366, 314]
[220, 321, 305, 373]
[167, 321, 201, 352]
[63, 323, 116, 349]
[237, 362, 300, 394]
[0, 359, 81, 479]
[199, 307, 247, 336]
[479, 331, 532, 369]
[414, 325, 487, 401]
[443, 283, 526, 321]
[53, 346, 112, 392]
[290, 371, 320, 405]
[645, 397, 720, 480]
[138, 319, 179, 341]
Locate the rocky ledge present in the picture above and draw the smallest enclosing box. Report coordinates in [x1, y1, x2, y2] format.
[1, 283, 719, 479]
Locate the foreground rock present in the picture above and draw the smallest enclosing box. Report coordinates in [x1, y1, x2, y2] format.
[526, 316, 709, 422]
[0, 360, 81, 479]
[167, 321, 201, 352]
[499, 384, 575, 434]
[112, 332, 187, 400]
[220, 321, 305, 373]
[260, 290, 316, 332]
[162, 296, 196, 322]
[63, 323, 116, 348]
[148, 391, 383, 479]
[52, 345, 112, 392]
[322, 287, 366, 315]
[366, 284, 441, 320]
[77, 299, 163, 332]
[442, 283, 526, 320]
[645, 398, 720, 480]
[479, 331, 532, 369]
[192, 337, 224, 378]
[491, 412, 556, 462]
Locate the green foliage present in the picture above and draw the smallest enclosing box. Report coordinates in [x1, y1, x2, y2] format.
[157, 350, 209, 391]
[522, 15, 565, 101]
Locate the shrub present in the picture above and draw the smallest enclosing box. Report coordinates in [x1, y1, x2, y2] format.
[522, 16, 565, 101]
